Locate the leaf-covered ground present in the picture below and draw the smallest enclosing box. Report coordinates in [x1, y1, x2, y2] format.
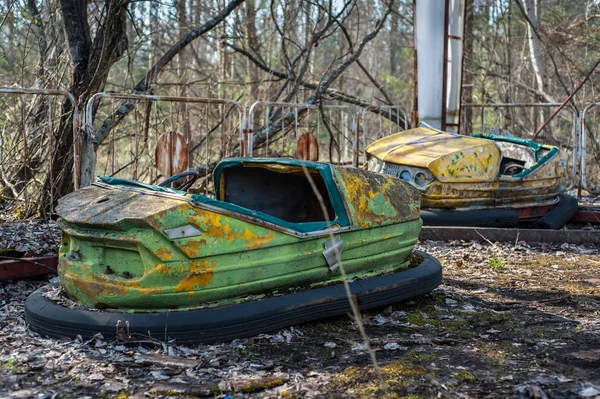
[1, 222, 599, 398]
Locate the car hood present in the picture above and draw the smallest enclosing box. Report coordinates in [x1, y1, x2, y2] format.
[365, 127, 502, 182]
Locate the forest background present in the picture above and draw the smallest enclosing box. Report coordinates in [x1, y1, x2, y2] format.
[1, 0, 599, 216]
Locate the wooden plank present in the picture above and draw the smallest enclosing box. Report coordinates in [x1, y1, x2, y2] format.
[0, 256, 58, 280]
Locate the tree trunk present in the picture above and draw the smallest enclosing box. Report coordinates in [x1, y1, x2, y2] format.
[389, 3, 399, 76]
[520, 0, 555, 102]
[177, 0, 191, 153]
[38, 0, 128, 215]
[461, 0, 474, 135]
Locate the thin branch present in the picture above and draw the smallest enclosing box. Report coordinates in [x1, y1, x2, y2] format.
[93, 0, 246, 149]
[0, 0, 18, 31]
[228, 43, 408, 126]
[251, 0, 396, 148]
[513, 0, 575, 108]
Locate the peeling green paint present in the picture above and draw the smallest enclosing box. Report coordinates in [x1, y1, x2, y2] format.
[56, 161, 422, 311]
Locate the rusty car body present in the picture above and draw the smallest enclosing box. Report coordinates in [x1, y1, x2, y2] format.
[365, 127, 576, 227]
[26, 158, 442, 343]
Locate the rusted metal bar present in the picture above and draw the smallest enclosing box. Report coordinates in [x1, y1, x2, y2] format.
[571, 210, 600, 224]
[86, 93, 244, 134]
[420, 226, 600, 245]
[0, 256, 58, 280]
[464, 103, 563, 108]
[533, 57, 600, 140]
[247, 101, 358, 161]
[514, 204, 556, 220]
[353, 112, 360, 167]
[579, 102, 600, 192]
[83, 93, 245, 185]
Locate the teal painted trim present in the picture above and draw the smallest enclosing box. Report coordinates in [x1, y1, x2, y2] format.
[97, 176, 186, 195]
[510, 146, 559, 178]
[98, 158, 352, 234]
[213, 158, 351, 231]
[474, 133, 543, 152]
[472, 134, 559, 179]
[189, 194, 333, 233]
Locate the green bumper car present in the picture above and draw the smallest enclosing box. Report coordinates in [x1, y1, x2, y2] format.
[26, 158, 441, 343]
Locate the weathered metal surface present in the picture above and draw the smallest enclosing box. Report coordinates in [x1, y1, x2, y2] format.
[0, 256, 58, 280]
[366, 127, 501, 182]
[515, 204, 555, 220]
[56, 161, 421, 310]
[414, 0, 446, 130]
[334, 167, 420, 228]
[420, 226, 600, 245]
[365, 127, 565, 211]
[571, 209, 600, 224]
[294, 133, 319, 161]
[155, 131, 188, 178]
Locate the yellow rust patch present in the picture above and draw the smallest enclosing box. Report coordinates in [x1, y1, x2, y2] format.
[65, 273, 165, 302]
[243, 229, 275, 250]
[175, 260, 216, 297]
[155, 263, 172, 275]
[342, 171, 394, 228]
[176, 203, 194, 215]
[181, 239, 206, 256]
[185, 210, 275, 250]
[156, 247, 173, 261]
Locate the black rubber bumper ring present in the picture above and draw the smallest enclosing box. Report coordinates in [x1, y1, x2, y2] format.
[532, 194, 578, 230]
[25, 251, 442, 344]
[421, 208, 519, 228]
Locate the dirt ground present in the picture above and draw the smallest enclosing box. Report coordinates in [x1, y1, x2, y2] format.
[1, 223, 600, 398]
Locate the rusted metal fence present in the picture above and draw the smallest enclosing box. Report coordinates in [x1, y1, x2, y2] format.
[462, 103, 578, 143]
[247, 102, 360, 165]
[81, 93, 244, 194]
[360, 105, 409, 166]
[246, 103, 409, 167]
[7, 84, 600, 209]
[0, 88, 78, 214]
[579, 103, 600, 193]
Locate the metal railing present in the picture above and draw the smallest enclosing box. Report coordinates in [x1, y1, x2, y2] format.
[462, 102, 577, 141]
[580, 103, 600, 192]
[0, 87, 79, 212]
[9, 85, 599, 205]
[360, 105, 409, 166]
[81, 92, 245, 193]
[247, 101, 360, 165]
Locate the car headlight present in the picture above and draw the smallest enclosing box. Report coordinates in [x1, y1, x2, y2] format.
[399, 170, 412, 182]
[381, 163, 434, 190]
[367, 156, 384, 173]
[414, 171, 427, 186]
